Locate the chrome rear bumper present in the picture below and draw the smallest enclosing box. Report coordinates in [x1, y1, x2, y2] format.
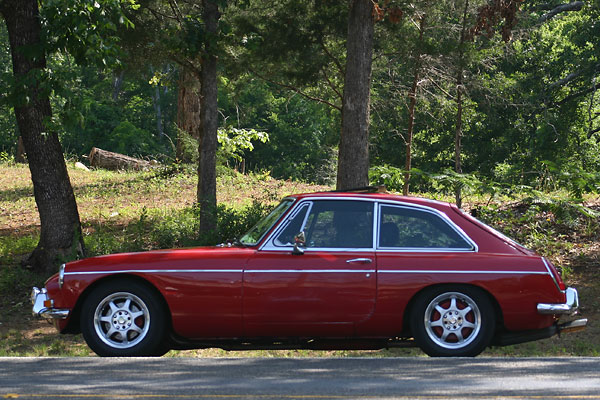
[31, 287, 69, 320]
[537, 287, 580, 315]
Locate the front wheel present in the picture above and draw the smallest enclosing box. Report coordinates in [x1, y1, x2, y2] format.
[80, 280, 168, 356]
[410, 286, 495, 357]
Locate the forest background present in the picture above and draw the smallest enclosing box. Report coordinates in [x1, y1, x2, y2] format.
[1, 0, 599, 196]
[1, 0, 600, 355]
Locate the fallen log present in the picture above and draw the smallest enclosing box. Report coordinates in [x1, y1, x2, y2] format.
[88, 147, 153, 170]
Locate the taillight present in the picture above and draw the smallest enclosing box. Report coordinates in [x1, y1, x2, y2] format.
[543, 258, 567, 291]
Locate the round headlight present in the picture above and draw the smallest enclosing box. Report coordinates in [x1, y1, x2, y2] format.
[58, 264, 65, 288]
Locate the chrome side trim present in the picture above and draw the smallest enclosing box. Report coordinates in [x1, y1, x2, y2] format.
[379, 270, 549, 275]
[542, 257, 562, 291]
[245, 269, 376, 274]
[63, 268, 548, 276]
[64, 269, 244, 276]
[537, 287, 580, 315]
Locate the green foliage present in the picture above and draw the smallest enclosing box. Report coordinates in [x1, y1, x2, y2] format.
[218, 127, 268, 163]
[475, 196, 600, 265]
[54, 65, 177, 158]
[0, 0, 599, 198]
[0, 265, 45, 307]
[217, 78, 339, 184]
[368, 165, 405, 192]
[85, 201, 272, 256]
[41, 0, 138, 67]
[108, 121, 158, 155]
[176, 125, 270, 167]
[539, 161, 600, 199]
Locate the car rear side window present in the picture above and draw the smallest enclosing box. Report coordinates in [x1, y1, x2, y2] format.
[378, 205, 473, 250]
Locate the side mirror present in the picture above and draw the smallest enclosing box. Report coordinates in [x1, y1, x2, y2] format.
[292, 231, 306, 255]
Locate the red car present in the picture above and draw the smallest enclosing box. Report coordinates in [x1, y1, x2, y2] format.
[32, 190, 587, 357]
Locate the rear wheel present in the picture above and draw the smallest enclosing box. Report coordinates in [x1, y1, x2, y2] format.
[411, 286, 495, 357]
[80, 280, 168, 357]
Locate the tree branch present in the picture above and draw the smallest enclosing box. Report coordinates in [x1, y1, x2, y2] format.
[321, 67, 343, 101]
[170, 52, 202, 80]
[588, 126, 600, 138]
[428, 78, 454, 100]
[319, 37, 345, 77]
[248, 66, 342, 111]
[548, 69, 585, 90]
[168, 0, 185, 25]
[554, 86, 595, 106]
[538, 1, 584, 23]
[146, 6, 179, 22]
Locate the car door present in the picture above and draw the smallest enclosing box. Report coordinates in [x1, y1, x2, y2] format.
[243, 199, 377, 337]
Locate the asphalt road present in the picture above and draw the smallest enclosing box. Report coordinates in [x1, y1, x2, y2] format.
[1, 357, 599, 400]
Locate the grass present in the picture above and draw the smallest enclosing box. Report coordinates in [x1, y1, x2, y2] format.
[0, 160, 598, 357]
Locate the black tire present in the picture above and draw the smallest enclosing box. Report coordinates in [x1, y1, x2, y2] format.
[80, 279, 169, 357]
[410, 285, 495, 357]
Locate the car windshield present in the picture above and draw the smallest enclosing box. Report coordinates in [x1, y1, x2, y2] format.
[239, 198, 295, 246]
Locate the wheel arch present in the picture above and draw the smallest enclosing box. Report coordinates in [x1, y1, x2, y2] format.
[402, 283, 505, 337]
[63, 273, 172, 335]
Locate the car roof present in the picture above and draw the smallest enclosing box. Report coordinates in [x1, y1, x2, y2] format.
[286, 191, 456, 211]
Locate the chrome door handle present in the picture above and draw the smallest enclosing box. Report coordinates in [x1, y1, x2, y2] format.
[346, 258, 372, 264]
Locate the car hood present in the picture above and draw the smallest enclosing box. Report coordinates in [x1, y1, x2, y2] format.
[64, 246, 257, 273]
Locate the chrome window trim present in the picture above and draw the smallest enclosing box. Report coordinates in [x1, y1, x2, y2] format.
[261, 197, 377, 251]
[376, 202, 478, 252]
[259, 196, 479, 253]
[375, 248, 476, 253]
[372, 202, 380, 253]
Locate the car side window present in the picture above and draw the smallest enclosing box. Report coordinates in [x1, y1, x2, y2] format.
[275, 200, 374, 249]
[274, 203, 310, 246]
[378, 205, 473, 250]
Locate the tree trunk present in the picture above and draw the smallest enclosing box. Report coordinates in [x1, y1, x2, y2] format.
[454, 0, 470, 209]
[336, 0, 374, 191]
[1, 0, 85, 273]
[176, 66, 202, 161]
[403, 15, 426, 196]
[150, 67, 165, 141]
[15, 135, 26, 163]
[197, 0, 220, 236]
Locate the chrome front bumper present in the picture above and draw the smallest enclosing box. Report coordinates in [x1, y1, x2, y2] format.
[31, 287, 69, 319]
[537, 287, 580, 315]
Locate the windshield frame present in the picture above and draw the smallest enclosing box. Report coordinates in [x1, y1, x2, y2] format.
[239, 198, 296, 246]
